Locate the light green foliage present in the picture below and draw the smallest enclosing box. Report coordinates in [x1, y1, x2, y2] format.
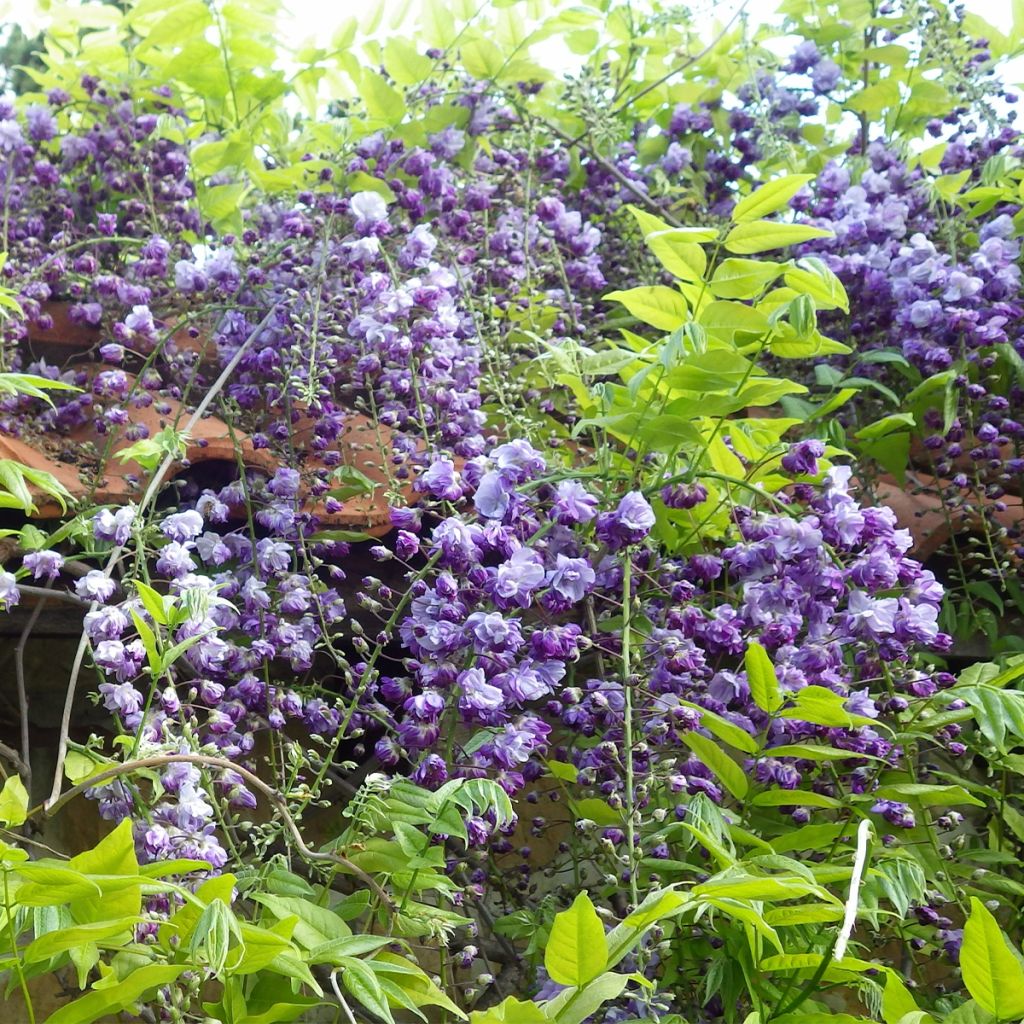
[961, 899, 1024, 1021]
[554, 198, 843, 551]
[5, 1, 1024, 1023]
[0, 788, 471, 1024]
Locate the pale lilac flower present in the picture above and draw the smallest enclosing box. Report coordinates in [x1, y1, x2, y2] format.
[23, 550, 64, 581]
[75, 571, 117, 603]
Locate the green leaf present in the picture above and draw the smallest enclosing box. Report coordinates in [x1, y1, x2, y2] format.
[960, 686, 1024, 753]
[622, 890, 688, 929]
[883, 971, 920, 1024]
[732, 175, 815, 222]
[859, 431, 911, 485]
[847, 76, 901, 115]
[541, 971, 633, 1024]
[545, 760, 579, 783]
[780, 686, 878, 729]
[760, 953, 873, 973]
[0, 774, 28, 827]
[237, 999, 328, 1024]
[724, 221, 832, 255]
[460, 38, 506, 80]
[624, 207, 718, 247]
[544, 891, 608, 987]
[647, 234, 707, 282]
[129, 609, 160, 677]
[63, 751, 110, 785]
[960, 897, 1024, 1020]
[341, 955, 395, 1023]
[785, 257, 850, 312]
[14, 863, 103, 905]
[698, 300, 770, 341]
[709, 258, 782, 299]
[617, 211, 713, 282]
[764, 744, 865, 762]
[872, 784, 984, 808]
[189, 898, 237, 974]
[682, 731, 748, 800]
[201, 183, 248, 232]
[679, 701, 758, 754]
[745, 641, 783, 714]
[702, 897, 784, 953]
[751, 790, 843, 809]
[694, 873, 830, 902]
[469, 996, 547, 1022]
[855, 413, 916, 441]
[362, 70, 405, 125]
[763, 904, 844, 925]
[0, 460, 35, 512]
[44, 963, 189, 1024]
[251, 893, 353, 950]
[134, 580, 169, 626]
[604, 286, 687, 332]
[308, 935, 393, 964]
[372, 951, 466, 1018]
[25, 918, 141, 963]
[943, 1002, 996, 1024]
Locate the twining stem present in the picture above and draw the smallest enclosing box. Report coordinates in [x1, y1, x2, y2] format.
[622, 556, 638, 911]
[40, 751, 394, 912]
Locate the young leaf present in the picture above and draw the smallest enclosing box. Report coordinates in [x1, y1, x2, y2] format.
[732, 175, 815, 223]
[679, 700, 758, 754]
[724, 221, 832, 255]
[960, 897, 1024, 1021]
[871, 783, 984, 808]
[622, 890, 688, 929]
[604, 286, 687, 332]
[682, 731, 749, 800]
[44, 963, 189, 1024]
[883, 970, 921, 1024]
[710, 258, 782, 299]
[544, 891, 608, 987]
[785, 257, 850, 312]
[469, 996, 547, 1022]
[750, 790, 842, 809]
[745, 641, 783, 714]
[130, 608, 161, 677]
[543, 971, 635, 1024]
[781, 686, 878, 728]
[134, 580, 170, 626]
[0, 774, 28, 827]
[341, 955, 396, 1023]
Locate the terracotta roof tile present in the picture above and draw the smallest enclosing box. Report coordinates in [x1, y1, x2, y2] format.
[874, 471, 1022, 561]
[11, 304, 403, 534]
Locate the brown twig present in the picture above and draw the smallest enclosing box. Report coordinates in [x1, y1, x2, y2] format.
[606, 1, 749, 124]
[0, 739, 28, 778]
[16, 584, 89, 608]
[14, 579, 52, 793]
[547, 122, 682, 226]
[42, 752, 394, 911]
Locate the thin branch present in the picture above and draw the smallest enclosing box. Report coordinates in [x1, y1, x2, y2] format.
[331, 972, 359, 1024]
[545, 1, 749, 227]
[15, 579, 51, 793]
[606, 2, 749, 123]
[0, 739, 28, 778]
[43, 751, 394, 911]
[45, 305, 280, 811]
[16, 584, 89, 608]
[546, 121, 682, 226]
